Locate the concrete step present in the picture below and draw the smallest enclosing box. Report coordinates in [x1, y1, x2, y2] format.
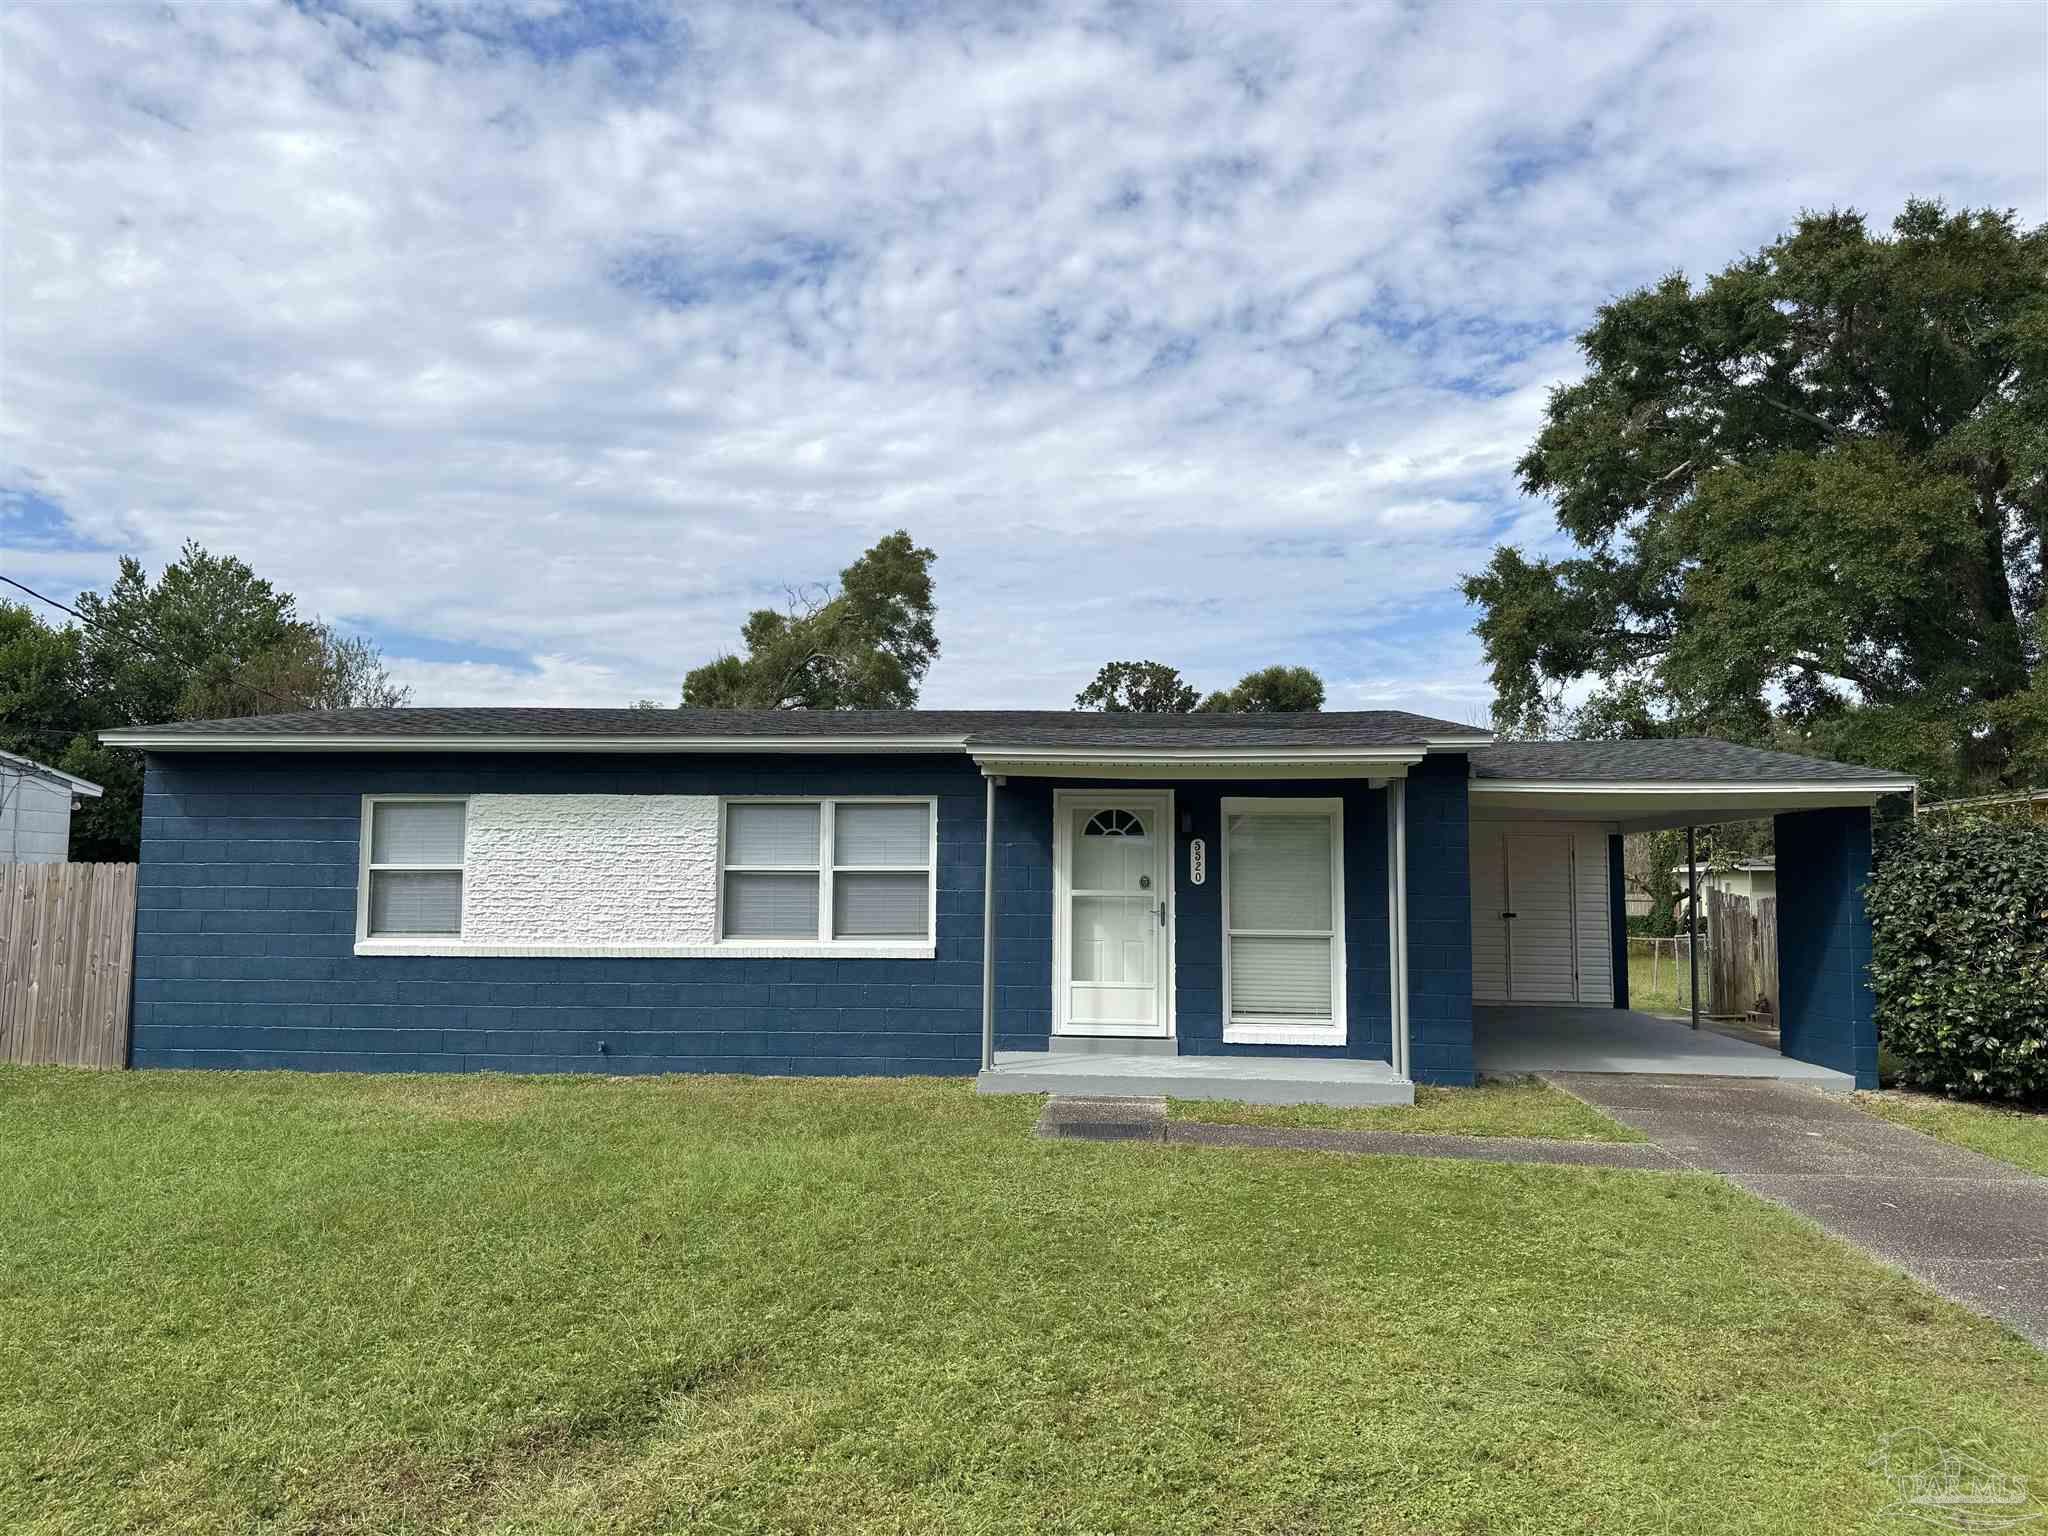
[978, 1050, 1414, 1107]
[1045, 1035, 1179, 1058]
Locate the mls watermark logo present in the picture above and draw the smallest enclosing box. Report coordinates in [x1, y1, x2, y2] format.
[1869, 1428, 2044, 1532]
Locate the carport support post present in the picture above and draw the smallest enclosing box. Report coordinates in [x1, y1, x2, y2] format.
[1685, 825, 1701, 1031]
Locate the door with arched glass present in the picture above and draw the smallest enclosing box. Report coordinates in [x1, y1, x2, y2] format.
[1054, 791, 1172, 1037]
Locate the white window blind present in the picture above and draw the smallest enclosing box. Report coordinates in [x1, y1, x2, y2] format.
[726, 803, 820, 866]
[372, 801, 465, 865]
[370, 870, 464, 935]
[723, 871, 821, 938]
[831, 801, 931, 938]
[833, 803, 929, 865]
[364, 799, 465, 938]
[721, 798, 933, 944]
[833, 871, 928, 937]
[1229, 935, 1332, 1018]
[1225, 807, 1338, 1025]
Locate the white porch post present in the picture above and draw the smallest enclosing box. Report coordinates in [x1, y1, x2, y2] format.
[1387, 779, 1411, 1080]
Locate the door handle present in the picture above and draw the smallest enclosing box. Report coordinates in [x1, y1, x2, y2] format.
[1501, 911, 1517, 919]
[1158, 901, 1167, 927]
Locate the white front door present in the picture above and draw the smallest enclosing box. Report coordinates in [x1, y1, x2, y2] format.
[1056, 791, 1171, 1037]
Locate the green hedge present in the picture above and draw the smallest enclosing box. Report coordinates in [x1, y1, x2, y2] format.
[1867, 815, 2048, 1103]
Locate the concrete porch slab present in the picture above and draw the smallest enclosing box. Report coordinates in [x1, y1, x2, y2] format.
[976, 1050, 1414, 1106]
[1476, 1005, 1854, 1091]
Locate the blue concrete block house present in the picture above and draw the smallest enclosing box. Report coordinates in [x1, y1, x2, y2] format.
[103, 709, 1915, 1100]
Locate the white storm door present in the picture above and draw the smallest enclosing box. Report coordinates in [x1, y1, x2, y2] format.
[1504, 829, 1577, 1003]
[1057, 793, 1170, 1036]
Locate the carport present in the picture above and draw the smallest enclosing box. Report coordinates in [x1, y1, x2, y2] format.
[1464, 740, 1916, 1090]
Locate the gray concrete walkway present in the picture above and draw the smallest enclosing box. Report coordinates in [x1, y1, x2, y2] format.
[1033, 1094, 1677, 1169]
[1549, 1074, 2048, 1349]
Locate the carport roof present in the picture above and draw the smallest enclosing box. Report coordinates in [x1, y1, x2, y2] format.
[1469, 738, 1915, 788]
[1469, 739, 1913, 833]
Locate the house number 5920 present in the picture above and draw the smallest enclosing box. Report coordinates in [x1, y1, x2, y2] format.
[1189, 838, 1207, 886]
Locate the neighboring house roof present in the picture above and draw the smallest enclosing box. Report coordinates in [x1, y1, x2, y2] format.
[0, 748, 104, 798]
[101, 707, 1492, 752]
[1670, 859, 1775, 873]
[1469, 738, 1915, 789]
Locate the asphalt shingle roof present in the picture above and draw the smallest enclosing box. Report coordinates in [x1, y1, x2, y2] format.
[1468, 738, 1915, 786]
[116, 707, 1487, 750]
[108, 711, 1915, 784]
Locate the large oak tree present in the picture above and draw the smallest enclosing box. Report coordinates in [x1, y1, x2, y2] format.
[1464, 201, 2048, 795]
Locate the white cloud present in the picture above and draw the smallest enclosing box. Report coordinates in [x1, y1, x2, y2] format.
[1, 0, 2041, 714]
[384, 654, 641, 707]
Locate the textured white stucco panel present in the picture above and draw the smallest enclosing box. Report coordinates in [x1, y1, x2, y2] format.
[462, 794, 720, 945]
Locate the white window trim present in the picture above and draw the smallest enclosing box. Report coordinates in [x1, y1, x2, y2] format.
[717, 795, 938, 949]
[355, 794, 469, 947]
[1220, 795, 1346, 1046]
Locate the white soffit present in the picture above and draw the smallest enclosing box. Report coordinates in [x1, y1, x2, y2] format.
[972, 749, 1417, 781]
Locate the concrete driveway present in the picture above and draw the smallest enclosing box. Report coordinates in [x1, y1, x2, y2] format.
[1550, 1073, 2048, 1350]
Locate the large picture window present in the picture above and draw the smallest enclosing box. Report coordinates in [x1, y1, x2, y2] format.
[720, 798, 935, 945]
[1222, 797, 1344, 1044]
[360, 797, 466, 939]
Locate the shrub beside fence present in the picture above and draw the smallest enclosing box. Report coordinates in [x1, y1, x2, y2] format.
[0, 862, 137, 1069]
[1867, 815, 2048, 1104]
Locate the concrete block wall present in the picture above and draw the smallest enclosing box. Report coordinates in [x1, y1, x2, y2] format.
[1774, 806, 1879, 1089]
[132, 750, 1487, 1081]
[1404, 755, 1474, 1085]
[1171, 779, 1393, 1063]
[132, 752, 987, 1075]
[991, 779, 1054, 1051]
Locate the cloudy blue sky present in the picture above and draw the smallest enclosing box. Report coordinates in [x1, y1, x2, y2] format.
[3, 1, 2044, 717]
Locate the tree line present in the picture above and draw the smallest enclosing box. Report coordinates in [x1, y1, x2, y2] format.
[2, 531, 1326, 862]
[3, 543, 411, 861]
[672, 531, 1327, 715]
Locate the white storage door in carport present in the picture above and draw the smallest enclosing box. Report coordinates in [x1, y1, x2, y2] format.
[1469, 823, 1613, 1005]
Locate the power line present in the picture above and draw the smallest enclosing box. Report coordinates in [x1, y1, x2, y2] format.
[0, 570, 304, 714]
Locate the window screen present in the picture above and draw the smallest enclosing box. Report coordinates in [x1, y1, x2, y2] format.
[721, 799, 932, 943]
[365, 800, 465, 938]
[1225, 808, 1336, 1022]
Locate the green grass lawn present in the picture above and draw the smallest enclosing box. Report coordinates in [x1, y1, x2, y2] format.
[1856, 1089, 2048, 1177]
[3, 1068, 2045, 1535]
[1625, 946, 1695, 1017]
[1170, 1076, 1646, 1141]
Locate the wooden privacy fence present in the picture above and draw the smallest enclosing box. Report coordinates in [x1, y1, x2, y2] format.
[0, 862, 137, 1068]
[1706, 888, 1779, 1022]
